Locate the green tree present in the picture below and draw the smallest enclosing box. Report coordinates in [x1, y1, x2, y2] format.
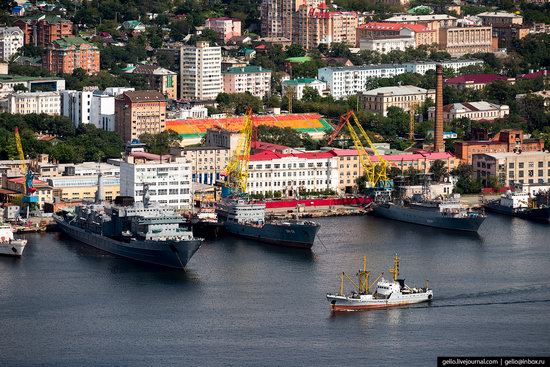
[138, 130, 180, 155]
[452, 164, 482, 194]
[302, 86, 321, 102]
[429, 159, 447, 182]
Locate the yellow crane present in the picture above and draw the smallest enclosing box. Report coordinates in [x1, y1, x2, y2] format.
[328, 111, 392, 189]
[14, 127, 39, 217]
[222, 107, 254, 195]
[14, 127, 27, 192]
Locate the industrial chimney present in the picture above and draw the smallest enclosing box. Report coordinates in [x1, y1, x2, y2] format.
[434, 64, 444, 153]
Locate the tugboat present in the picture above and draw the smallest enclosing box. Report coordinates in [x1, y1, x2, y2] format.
[485, 190, 550, 222]
[372, 175, 486, 232]
[216, 198, 320, 249]
[326, 254, 433, 311]
[0, 223, 27, 257]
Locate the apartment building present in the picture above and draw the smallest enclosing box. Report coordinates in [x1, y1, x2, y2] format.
[115, 90, 167, 142]
[383, 14, 458, 42]
[472, 151, 550, 186]
[130, 65, 178, 100]
[180, 41, 222, 100]
[356, 22, 436, 48]
[477, 11, 523, 26]
[318, 64, 406, 99]
[359, 34, 415, 53]
[120, 152, 192, 210]
[205, 17, 242, 43]
[61, 87, 95, 127]
[428, 101, 509, 122]
[0, 27, 24, 61]
[454, 129, 545, 164]
[43, 36, 100, 75]
[222, 66, 272, 97]
[15, 15, 73, 47]
[170, 146, 231, 185]
[90, 87, 135, 131]
[292, 4, 358, 49]
[445, 74, 515, 90]
[260, 0, 322, 39]
[358, 85, 435, 116]
[404, 59, 484, 74]
[438, 26, 493, 57]
[282, 78, 326, 100]
[0, 91, 61, 115]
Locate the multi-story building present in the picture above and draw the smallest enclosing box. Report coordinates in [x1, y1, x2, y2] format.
[359, 34, 415, 53]
[4, 176, 52, 209]
[355, 22, 436, 48]
[90, 87, 135, 131]
[383, 14, 458, 42]
[180, 41, 222, 100]
[428, 101, 509, 122]
[246, 150, 339, 197]
[0, 74, 65, 99]
[318, 64, 406, 99]
[15, 15, 73, 47]
[47, 175, 120, 202]
[477, 11, 523, 26]
[292, 4, 358, 49]
[404, 59, 484, 74]
[358, 85, 435, 116]
[129, 65, 178, 100]
[454, 129, 545, 164]
[445, 73, 515, 90]
[282, 78, 326, 100]
[120, 152, 192, 210]
[472, 151, 550, 186]
[170, 146, 231, 185]
[0, 27, 24, 61]
[43, 36, 100, 75]
[61, 87, 96, 127]
[438, 26, 493, 57]
[222, 66, 272, 97]
[0, 91, 61, 115]
[205, 17, 242, 44]
[260, 0, 321, 39]
[491, 25, 530, 50]
[115, 90, 167, 143]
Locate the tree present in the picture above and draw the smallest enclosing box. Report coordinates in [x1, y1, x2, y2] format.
[452, 164, 482, 194]
[285, 44, 306, 58]
[429, 159, 447, 182]
[302, 87, 321, 102]
[138, 130, 180, 155]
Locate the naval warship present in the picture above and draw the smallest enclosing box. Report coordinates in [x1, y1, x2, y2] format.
[216, 197, 320, 249]
[54, 184, 203, 269]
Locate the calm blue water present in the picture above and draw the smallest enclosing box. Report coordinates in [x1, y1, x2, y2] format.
[1, 214, 549, 366]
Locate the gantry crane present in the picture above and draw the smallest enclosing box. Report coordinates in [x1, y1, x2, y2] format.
[221, 107, 254, 196]
[328, 111, 392, 190]
[14, 127, 39, 217]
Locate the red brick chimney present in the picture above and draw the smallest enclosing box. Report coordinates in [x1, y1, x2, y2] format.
[434, 64, 444, 153]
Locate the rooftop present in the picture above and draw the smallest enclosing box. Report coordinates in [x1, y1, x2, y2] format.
[445, 74, 514, 85]
[444, 101, 507, 112]
[0, 74, 63, 82]
[285, 56, 312, 63]
[477, 11, 522, 18]
[481, 151, 550, 159]
[362, 85, 432, 96]
[282, 78, 322, 85]
[357, 22, 430, 33]
[224, 65, 272, 74]
[320, 64, 404, 72]
[119, 90, 166, 103]
[384, 14, 457, 22]
[51, 36, 95, 48]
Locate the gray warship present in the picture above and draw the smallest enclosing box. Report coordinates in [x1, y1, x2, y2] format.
[54, 184, 203, 269]
[371, 176, 486, 232]
[216, 198, 320, 249]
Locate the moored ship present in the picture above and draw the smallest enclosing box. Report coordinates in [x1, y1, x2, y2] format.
[216, 198, 320, 249]
[54, 186, 203, 269]
[327, 254, 433, 311]
[484, 191, 550, 222]
[0, 224, 27, 257]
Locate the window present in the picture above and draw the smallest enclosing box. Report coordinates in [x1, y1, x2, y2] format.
[519, 162, 524, 169]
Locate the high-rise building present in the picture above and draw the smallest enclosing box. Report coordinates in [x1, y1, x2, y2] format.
[0, 27, 24, 61]
[115, 90, 167, 143]
[261, 0, 321, 39]
[205, 17, 242, 44]
[180, 41, 222, 100]
[15, 15, 73, 47]
[222, 66, 272, 97]
[61, 87, 96, 127]
[43, 36, 100, 75]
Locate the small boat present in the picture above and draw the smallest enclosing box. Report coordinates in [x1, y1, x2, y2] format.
[0, 223, 28, 257]
[326, 254, 433, 311]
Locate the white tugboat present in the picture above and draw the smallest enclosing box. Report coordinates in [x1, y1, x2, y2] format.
[0, 224, 27, 257]
[326, 254, 433, 311]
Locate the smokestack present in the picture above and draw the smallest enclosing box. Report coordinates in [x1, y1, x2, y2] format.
[434, 64, 444, 153]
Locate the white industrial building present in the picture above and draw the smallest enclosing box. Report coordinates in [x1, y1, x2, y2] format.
[180, 41, 222, 100]
[120, 151, 193, 210]
[318, 64, 406, 99]
[246, 150, 339, 197]
[403, 59, 484, 74]
[428, 101, 510, 122]
[0, 91, 61, 115]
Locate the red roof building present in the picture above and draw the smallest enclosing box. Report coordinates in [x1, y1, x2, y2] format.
[355, 22, 437, 48]
[445, 74, 516, 90]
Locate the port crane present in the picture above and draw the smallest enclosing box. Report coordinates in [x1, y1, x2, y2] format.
[328, 111, 392, 189]
[221, 107, 254, 196]
[14, 127, 39, 217]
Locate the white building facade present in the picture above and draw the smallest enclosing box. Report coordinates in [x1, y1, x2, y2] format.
[0, 91, 61, 115]
[222, 66, 272, 97]
[282, 78, 326, 100]
[246, 151, 339, 197]
[180, 41, 222, 100]
[61, 88, 95, 127]
[0, 27, 24, 61]
[318, 64, 406, 99]
[120, 154, 193, 210]
[359, 34, 415, 53]
[404, 59, 484, 74]
[428, 101, 510, 122]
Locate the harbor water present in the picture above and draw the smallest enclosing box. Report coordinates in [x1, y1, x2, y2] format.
[1, 214, 549, 366]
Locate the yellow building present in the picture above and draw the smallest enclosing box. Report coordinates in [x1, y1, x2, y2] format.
[47, 175, 120, 202]
[438, 26, 493, 57]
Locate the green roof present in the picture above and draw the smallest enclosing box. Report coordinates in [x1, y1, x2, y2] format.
[52, 36, 94, 48]
[0, 74, 63, 82]
[123, 20, 144, 29]
[285, 56, 312, 63]
[283, 78, 319, 85]
[224, 66, 272, 74]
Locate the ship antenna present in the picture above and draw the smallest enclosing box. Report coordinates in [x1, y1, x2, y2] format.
[389, 253, 399, 281]
[339, 272, 345, 296]
[358, 255, 370, 294]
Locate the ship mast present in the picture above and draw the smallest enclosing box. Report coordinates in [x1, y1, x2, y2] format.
[389, 254, 399, 281]
[358, 255, 370, 294]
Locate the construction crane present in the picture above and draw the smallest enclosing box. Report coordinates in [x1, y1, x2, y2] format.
[328, 111, 392, 189]
[221, 107, 254, 196]
[14, 127, 39, 217]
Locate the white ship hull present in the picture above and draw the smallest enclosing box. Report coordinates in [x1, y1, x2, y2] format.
[0, 240, 27, 257]
[326, 290, 433, 311]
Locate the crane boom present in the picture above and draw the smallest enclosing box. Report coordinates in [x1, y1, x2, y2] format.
[14, 127, 27, 192]
[222, 107, 254, 195]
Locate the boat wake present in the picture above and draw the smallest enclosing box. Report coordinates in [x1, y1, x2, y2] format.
[414, 298, 550, 309]
[436, 282, 550, 301]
